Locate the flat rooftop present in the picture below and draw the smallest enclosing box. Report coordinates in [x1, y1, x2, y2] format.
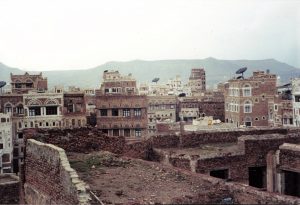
[67, 151, 228, 204]
[155, 143, 243, 159]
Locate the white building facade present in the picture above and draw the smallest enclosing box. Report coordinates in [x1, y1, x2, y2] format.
[0, 113, 13, 173]
[292, 78, 300, 127]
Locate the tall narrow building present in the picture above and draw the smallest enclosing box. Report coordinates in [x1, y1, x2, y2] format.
[188, 68, 206, 95]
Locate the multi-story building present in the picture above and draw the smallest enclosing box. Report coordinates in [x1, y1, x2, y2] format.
[225, 70, 278, 127]
[10, 72, 48, 94]
[178, 97, 200, 122]
[96, 71, 148, 139]
[166, 75, 184, 95]
[138, 83, 149, 95]
[147, 95, 177, 135]
[198, 91, 225, 121]
[292, 78, 300, 127]
[188, 68, 206, 95]
[62, 92, 87, 128]
[0, 113, 13, 173]
[23, 92, 64, 128]
[100, 70, 137, 95]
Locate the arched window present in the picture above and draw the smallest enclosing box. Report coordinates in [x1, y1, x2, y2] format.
[243, 84, 252, 97]
[4, 103, 13, 114]
[244, 100, 252, 113]
[16, 103, 24, 114]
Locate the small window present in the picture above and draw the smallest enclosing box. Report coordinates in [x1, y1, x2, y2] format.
[134, 108, 142, 116]
[100, 109, 108, 116]
[274, 104, 278, 111]
[124, 129, 130, 137]
[255, 117, 259, 121]
[135, 129, 142, 137]
[123, 109, 130, 117]
[113, 129, 119, 136]
[112, 109, 119, 116]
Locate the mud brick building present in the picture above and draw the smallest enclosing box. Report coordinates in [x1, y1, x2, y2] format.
[225, 70, 278, 127]
[178, 97, 199, 122]
[96, 95, 148, 138]
[147, 95, 177, 136]
[62, 92, 87, 128]
[96, 70, 147, 139]
[99, 70, 137, 95]
[188, 68, 206, 95]
[10, 72, 48, 94]
[23, 92, 64, 128]
[198, 91, 225, 121]
[268, 143, 300, 197]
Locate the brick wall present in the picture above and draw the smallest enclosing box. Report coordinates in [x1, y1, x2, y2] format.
[0, 174, 19, 204]
[160, 133, 300, 182]
[24, 128, 126, 154]
[151, 128, 289, 149]
[24, 139, 91, 205]
[278, 143, 300, 172]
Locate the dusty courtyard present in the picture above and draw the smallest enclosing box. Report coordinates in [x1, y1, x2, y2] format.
[67, 151, 230, 204]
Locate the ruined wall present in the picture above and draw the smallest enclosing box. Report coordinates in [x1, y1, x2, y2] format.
[24, 139, 91, 205]
[151, 128, 290, 149]
[0, 174, 19, 204]
[160, 133, 300, 183]
[278, 143, 300, 172]
[227, 182, 300, 204]
[24, 128, 126, 154]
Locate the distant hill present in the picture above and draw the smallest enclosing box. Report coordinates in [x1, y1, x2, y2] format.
[1, 57, 300, 89]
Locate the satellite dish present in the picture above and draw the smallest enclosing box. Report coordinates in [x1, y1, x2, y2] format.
[235, 67, 247, 79]
[152, 78, 160, 83]
[236, 67, 247, 74]
[178, 93, 186, 97]
[0, 81, 6, 88]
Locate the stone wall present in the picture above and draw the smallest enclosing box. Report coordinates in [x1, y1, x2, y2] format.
[24, 139, 91, 205]
[0, 174, 19, 204]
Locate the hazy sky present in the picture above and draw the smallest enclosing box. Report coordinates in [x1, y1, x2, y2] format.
[0, 0, 299, 71]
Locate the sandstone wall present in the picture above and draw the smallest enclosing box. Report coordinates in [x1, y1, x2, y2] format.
[24, 139, 91, 205]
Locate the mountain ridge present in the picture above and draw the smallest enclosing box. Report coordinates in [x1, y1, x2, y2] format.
[1, 58, 299, 89]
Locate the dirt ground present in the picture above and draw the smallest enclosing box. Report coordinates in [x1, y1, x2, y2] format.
[67, 151, 231, 204]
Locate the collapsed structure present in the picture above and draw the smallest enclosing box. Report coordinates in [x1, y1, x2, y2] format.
[1, 127, 298, 204]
